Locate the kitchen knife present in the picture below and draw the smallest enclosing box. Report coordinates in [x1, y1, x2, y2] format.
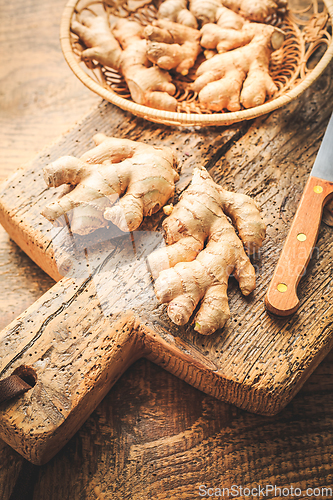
[265, 113, 333, 316]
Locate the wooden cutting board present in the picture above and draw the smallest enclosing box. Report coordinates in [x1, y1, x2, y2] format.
[0, 72, 333, 465]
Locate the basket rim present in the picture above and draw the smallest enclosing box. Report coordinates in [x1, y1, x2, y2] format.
[60, 0, 333, 126]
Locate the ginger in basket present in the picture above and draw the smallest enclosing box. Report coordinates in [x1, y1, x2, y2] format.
[194, 22, 285, 111]
[72, 0, 286, 113]
[72, 12, 178, 111]
[147, 1, 285, 111]
[159, 0, 287, 25]
[144, 19, 202, 75]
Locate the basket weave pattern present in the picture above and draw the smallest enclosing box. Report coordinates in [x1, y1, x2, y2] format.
[61, 0, 333, 126]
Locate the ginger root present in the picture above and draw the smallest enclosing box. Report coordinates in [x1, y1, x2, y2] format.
[189, 0, 222, 25]
[189, 0, 287, 24]
[104, 0, 152, 11]
[158, 0, 198, 28]
[142, 11, 284, 109]
[113, 18, 178, 110]
[215, 6, 245, 29]
[200, 20, 284, 53]
[71, 12, 122, 69]
[41, 134, 180, 235]
[144, 19, 201, 75]
[72, 13, 177, 111]
[72, 2, 287, 113]
[193, 23, 285, 111]
[222, 0, 288, 23]
[148, 167, 266, 335]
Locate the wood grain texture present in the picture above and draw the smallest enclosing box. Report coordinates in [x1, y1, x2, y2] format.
[0, 0, 101, 491]
[31, 355, 333, 499]
[1, 0, 333, 496]
[0, 0, 99, 181]
[0, 0, 100, 331]
[1, 62, 333, 466]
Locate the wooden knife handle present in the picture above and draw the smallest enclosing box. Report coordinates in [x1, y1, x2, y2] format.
[265, 176, 333, 316]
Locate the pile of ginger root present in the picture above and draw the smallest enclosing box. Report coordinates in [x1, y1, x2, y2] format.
[41, 134, 266, 336]
[72, 0, 287, 112]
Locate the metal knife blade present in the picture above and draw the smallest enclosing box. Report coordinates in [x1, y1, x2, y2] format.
[311, 112, 333, 182]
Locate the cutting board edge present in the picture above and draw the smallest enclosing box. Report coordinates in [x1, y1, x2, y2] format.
[0, 196, 62, 282]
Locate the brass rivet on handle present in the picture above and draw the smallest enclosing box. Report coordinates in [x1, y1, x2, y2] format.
[277, 283, 288, 293]
[314, 185, 323, 194]
[297, 233, 307, 242]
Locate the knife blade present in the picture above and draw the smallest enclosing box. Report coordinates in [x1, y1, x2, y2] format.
[265, 113, 333, 316]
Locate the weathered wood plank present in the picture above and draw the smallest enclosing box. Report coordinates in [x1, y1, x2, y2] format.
[28, 353, 333, 499]
[0, 227, 55, 331]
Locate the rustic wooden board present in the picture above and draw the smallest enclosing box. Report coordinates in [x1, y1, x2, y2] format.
[2, 0, 333, 495]
[1, 66, 333, 465]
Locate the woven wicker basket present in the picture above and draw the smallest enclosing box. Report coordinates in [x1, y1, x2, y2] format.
[60, 0, 333, 126]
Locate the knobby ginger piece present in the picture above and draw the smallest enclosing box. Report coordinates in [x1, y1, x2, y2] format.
[41, 134, 180, 235]
[112, 18, 178, 109]
[189, 0, 222, 24]
[176, 9, 198, 28]
[104, 0, 152, 11]
[158, 0, 187, 20]
[71, 13, 122, 68]
[193, 22, 285, 111]
[158, 0, 198, 28]
[144, 19, 202, 75]
[189, 0, 287, 24]
[222, 0, 287, 22]
[215, 6, 245, 29]
[71, 13, 178, 111]
[148, 167, 266, 335]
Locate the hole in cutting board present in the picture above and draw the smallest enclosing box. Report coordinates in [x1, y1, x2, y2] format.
[12, 365, 37, 388]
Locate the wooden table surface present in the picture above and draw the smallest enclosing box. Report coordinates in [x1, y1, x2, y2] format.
[1, 0, 333, 498]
